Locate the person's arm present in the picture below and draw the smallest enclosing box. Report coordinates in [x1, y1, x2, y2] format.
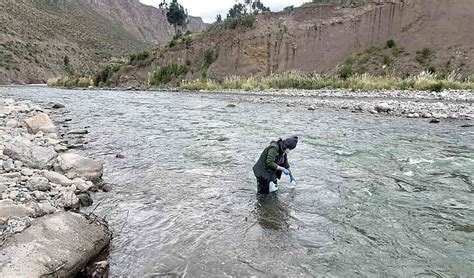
[265, 147, 279, 171]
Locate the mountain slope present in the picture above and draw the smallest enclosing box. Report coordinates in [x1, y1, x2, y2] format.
[110, 0, 474, 86]
[0, 0, 208, 84]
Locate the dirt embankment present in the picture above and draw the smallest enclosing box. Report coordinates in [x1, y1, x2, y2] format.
[112, 0, 474, 87]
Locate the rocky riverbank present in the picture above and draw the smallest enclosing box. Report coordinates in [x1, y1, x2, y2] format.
[0, 97, 111, 276]
[199, 89, 473, 121]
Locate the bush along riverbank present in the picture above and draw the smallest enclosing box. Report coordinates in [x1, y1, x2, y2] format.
[0, 97, 112, 276]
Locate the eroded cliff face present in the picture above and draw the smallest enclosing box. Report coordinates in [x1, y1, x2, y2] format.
[209, 0, 473, 79]
[116, 0, 473, 86]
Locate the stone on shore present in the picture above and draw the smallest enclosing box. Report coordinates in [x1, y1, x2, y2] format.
[59, 191, 80, 209]
[0, 199, 35, 218]
[374, 103, 392, 113]
[3, 138, 58, 169]
[54, 153, 103, 182]
[26, 176, 51, 191]
[0, 211, 111, 277]
[43, 170, 74, 186]
[68, 129, 88, 135]
[24, 112, 57, 134]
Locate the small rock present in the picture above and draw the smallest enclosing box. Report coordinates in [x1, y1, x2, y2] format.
[37, 202, 56, 214]
[21, 168, 34, 176]
[430, 119, 441, 124]
[421, 112, 432, 118]
[308, 106, 316, 111]
[226, 103, 237, 108]
[6, 119, 18, 129]
[26, 176, 51, 191]
[13, 160, 23, 168]
[60, 191, 80, 209]
[101, 183, 112, 192]
[33, 191, 48, 201]
[3, 159, 14, 172]
[52, 103, 65, 109]
[43, 171, 74, 186]
[68, 129, 88, 135]
[9, 191, 19, 200]
[2, 172, 21, 179]
[375, 103, 392, 113]
[0, 184, 7, 193]
[54, 144, 69, 153]
[115, 153, 125, 159]
[8, 217, 30, 233]
[77, 192, 93, 207]
[408, 113, 420, 118]
[460, 124, 473, 128]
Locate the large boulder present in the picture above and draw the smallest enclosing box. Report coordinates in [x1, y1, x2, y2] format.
[53, 153, 103, 182]
[24, 112, 57, 134]
[3, 138, 58, 169]
[0, 211, 111, 277]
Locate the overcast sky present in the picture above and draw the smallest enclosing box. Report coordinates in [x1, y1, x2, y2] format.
[140, 0, 307, 23]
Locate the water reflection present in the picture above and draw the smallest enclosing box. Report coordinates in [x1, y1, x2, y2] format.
[255, 193, 290, 231]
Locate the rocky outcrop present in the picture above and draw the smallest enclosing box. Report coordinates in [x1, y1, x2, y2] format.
[0, 211, 111, 277]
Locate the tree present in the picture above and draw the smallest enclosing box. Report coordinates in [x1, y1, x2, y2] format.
[160, 0, 188, 33]
[227, 0, 270, 19]
[216, 14, 222, 23]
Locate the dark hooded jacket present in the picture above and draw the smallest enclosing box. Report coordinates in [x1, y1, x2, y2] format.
[253, 139, 290, 181]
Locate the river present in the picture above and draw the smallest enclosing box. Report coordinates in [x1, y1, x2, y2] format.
[2, 86, 473, 276]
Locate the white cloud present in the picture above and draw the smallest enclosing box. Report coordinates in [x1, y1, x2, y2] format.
[140, 0, 307, 23]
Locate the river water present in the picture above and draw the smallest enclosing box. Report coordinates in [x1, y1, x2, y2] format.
[3, 86, 473, 277]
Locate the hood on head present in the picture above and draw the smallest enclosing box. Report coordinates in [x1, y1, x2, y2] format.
[283, 136, 298, 150]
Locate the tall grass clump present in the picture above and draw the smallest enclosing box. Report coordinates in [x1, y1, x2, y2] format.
[47, 77, 92, 88]
[180, 79, 221, 91]
[179, 71, 474, 92]
[128, 50, 150, 65]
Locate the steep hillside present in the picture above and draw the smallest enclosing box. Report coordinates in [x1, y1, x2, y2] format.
[110, 0, 474, 87]
[0, 0, 208, 84]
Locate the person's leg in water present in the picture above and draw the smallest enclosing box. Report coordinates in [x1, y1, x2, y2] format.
[257, 177, 270, 194]
[257, 177, 278, 194]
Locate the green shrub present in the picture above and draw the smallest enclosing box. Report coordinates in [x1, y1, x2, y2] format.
[200, 50, 217, 79]
[224, 14, 255, 29]
[386, 39, 396, 48]
[382, 55, 393, 66]
[128, 50, 150, 65]
[94, 65, 120, 87]
[149, 64, 188, 86]
[338, 65, 353, 79]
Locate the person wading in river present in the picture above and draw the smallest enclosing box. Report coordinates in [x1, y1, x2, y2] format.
[253, 136, 298, 194]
